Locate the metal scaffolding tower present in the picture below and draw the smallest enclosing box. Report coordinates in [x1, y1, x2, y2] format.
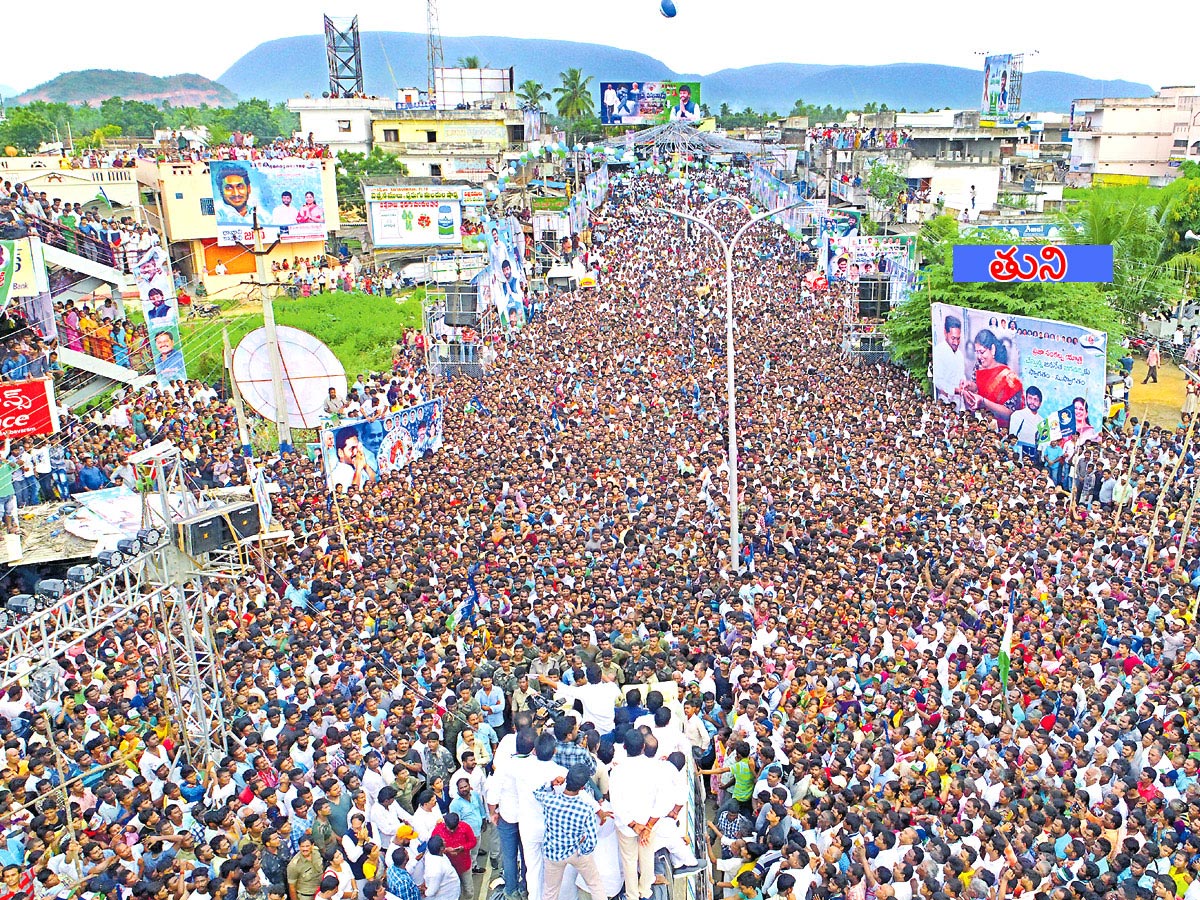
[0, 442, 255, 766]
[426, 0, 444, 102]
[325, 15, 365, 98]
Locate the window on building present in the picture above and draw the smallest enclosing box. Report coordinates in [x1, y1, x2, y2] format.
[507, 125, 523, 144]
[430, 164, 442, 177]
[200, 198, 215, 216]
[426, 131, 437, 143]
[383, 129, 399, 142]
[1174, 139, 1187, 148]
[337, 120, 352, 133]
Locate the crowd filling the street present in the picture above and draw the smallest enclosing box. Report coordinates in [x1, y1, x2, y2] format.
[0, 165, 1199, 900]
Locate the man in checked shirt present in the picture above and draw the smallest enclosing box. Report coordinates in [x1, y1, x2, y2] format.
[534, 765, 609, 900]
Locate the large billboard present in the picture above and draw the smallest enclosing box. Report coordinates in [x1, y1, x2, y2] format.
[599, 81, 701, 126]
[826, 235, 916, 283]
[321, 399, 445, 492]
[210, 160, 328, 247]
[365, 185, 487, 249]
[981, 55, 1014, 116]
[931, 303, 1108, 450]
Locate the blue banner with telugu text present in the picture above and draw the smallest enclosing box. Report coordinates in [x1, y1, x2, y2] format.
[953, 244, 1113, 283]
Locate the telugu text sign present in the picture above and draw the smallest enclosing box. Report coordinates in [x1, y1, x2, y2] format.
[953, 245, 1113, 283]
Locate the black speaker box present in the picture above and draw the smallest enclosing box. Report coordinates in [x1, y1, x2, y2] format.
[444, 282, 479, 327]
[177, 512, 230, 556]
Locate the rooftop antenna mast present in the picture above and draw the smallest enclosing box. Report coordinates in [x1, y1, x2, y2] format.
[427, 0, 444, 103]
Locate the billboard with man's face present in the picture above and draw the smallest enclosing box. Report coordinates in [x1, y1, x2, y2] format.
[599, 81, 702, 126]
[981, 54, 1014, 116]
[210, 160, 328, 247]
[930, 302, 1107, 455]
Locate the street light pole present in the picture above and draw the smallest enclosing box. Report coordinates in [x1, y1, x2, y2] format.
[652, 196, 810, 573]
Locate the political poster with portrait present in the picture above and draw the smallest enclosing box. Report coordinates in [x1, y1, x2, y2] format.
[981, 54, 1014, 117]
[583, 164, 610, 211]
[475, 217, 530, 332]
[134, 244, 178, 323]
[930, 302, 1108, 453]
[321, 399, 445, 492]
[826, 235, 916, 283]
[599, 81, 702, 126]
[461, 190, 488, 253]
[210, 160, 327, 247]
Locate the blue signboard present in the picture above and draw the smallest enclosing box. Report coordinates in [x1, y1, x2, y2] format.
[953, 245, 1113, 283]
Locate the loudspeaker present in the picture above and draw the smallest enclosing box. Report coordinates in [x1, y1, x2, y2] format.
[177, 511, 230, 556]
[858, 333, 886, 353]
[857, 275, 890, 318]
[176, 502, 263, 555]
[444, 282, 479, 327]
[225, 502, 263, 540]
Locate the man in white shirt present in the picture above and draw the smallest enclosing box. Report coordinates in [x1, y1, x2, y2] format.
[609, 731, 672, 900]
[272, 192, 300, 225]
[1007, 385, 1044, 445]
[510, 733, 566, 900]
[487, 720, 534, 900]
[932, 313, 965, 410]
[540, 666, 622, 733]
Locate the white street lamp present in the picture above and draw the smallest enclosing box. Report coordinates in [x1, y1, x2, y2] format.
[651, 196, 811, 573]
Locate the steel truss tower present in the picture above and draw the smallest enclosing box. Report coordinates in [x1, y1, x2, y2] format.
[325, 15, 365, 98]
[426, 0, 444, 101]
[0, 443, 258, 766]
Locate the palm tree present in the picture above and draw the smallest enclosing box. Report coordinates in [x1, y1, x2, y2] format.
[517, 80, 550, 111]
[456, 55, 484, 69]
[1063, 187, 1174, 317]
[553, 68, 595, 121]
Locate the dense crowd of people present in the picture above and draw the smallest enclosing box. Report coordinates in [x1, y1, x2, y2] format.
[0, 165, 1197, 900]
[806, 127, 912, 152]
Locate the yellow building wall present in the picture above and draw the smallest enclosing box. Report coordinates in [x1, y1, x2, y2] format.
[372, 117, 510, 145]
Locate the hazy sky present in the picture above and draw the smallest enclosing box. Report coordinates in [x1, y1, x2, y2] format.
[1, 0, 1190, 93]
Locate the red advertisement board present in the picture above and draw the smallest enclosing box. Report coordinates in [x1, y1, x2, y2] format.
[0, 379, 59, 440]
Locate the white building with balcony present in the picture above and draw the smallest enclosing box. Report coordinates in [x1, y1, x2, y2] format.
[1068, 86, 1199, 185]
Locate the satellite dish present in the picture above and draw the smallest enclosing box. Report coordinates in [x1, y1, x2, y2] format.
[232, 326, 346, 429]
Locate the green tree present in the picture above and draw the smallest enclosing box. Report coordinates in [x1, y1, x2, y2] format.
[884, 224, 1125, 381]
[1178, 160, 1200, 180]
[865, 161, 904, 202]
[0, 107, 56, 152]
[1160, 179, 1200, 260]
[1062, 187, 1173, 318]
[516, 80, 550, 111]
[553, 68, 595, 122]
[456, 56, 484, 69]
[335, 149, 408, 213]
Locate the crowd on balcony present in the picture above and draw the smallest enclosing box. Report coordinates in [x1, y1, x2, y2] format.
[807, 127, 912, 152]
[0, 182, 161, 274]
[161, 132, 331, 163]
